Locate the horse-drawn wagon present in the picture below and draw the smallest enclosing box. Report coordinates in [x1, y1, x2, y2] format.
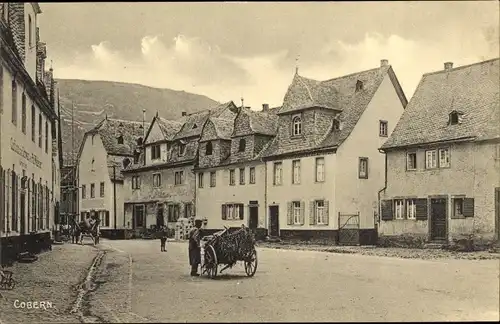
[201, 226, 258, 279]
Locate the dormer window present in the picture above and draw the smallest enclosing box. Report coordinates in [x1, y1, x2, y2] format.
[292, 115, 302, 136]
[356, 80, 364, 92]
[117, 135, 124, 144]
[192, 124, 198, 129]
[238, 138, 246, 152]
[137, 137, 143, 146]
[133, 150, 140, 164]
[179, 143, 186, 156]
[123, 158, 131, 169]
[205, 141, 213, 155]
[333, 119, 340, 131]
[449, 110, 463, 125]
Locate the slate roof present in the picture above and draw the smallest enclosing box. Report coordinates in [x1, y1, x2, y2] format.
[233, 108, 279, 137]
[173, 101, 237, 140]
[156, 117, 184, 141]
[381, 58, 500, 150]
[205, 117, 235, 141]
[263, 65, 403, 158]
[88, 118, 149, 156]
[278, 73, 341, 114]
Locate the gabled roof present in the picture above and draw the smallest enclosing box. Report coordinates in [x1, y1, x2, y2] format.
[381, 58, 499, 150]
[233, 108, 279, 137]
[156, 117, 184, 141]
[278, 73, 341, 114]
[263, 64, 406, 158]
[173, 101, 238, 140]
[86, 118, 148, 156]
[208, 117, 235, 141]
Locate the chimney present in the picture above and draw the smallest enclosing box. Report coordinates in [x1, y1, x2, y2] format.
[380, 59, 389, 67]
[444, 62, 453, 71]
[262, 103, 269, 112]
[182, 111, 187, 116]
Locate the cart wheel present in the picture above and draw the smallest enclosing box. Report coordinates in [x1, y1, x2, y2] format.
[244, 248, 258, 277]
[204, 245, 218, 279]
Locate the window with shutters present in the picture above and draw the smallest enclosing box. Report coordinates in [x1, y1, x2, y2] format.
[292, 201, 302, 225]
[81, 185, 86, 199]
[100, 182, 105, 197]
[229, 169, 235, 186]
[315, 200, 328, 225]
[406, 199, 416, 220]
[273, 162, 283, 185]
[358, 157, 368, 179]
[133, 205, 145, 227]
[11, 80, 17, 125]
[452, 198, 464, 218]
[90, 183, 95, 198]
[315, 157, 325, 182]
[179, 143, 186, 156]
[239, 168, 245, 185]
[406, 152, 417, 171]
[292, 160, 301, 184]
[104, 211, 110, 227]
[210, 171, 216, 187]
[249, 167, 256, 184]
[425, 148, 450, 169]
[184, 203, 193, 219]
[151, 144, 161, 160]
[153, 173, 161, 187]
[198, 172, 204, 188]
[394, 199, 404, 219]
[21, 93, 26, 133]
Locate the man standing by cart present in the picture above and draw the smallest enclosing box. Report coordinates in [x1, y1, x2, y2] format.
[188, 219, 203, 276]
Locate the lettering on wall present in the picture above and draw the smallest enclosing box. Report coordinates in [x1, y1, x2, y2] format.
[10, 137, 42, 168]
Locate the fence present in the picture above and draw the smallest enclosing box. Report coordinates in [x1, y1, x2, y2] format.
[338, 212, 360, 245]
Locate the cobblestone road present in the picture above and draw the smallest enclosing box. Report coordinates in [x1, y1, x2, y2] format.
[0, 243, 98, 324]
[89, 239, 499, 323]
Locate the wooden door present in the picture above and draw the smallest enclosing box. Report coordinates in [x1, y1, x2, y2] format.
[430, 198, 447, 241]
[269, 206, 279, 237]
[249, 206, 258, 229]
[20, 191, 26, 234]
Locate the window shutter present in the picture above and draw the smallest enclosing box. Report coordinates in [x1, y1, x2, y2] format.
[463, 198, 474, 217]
[324, 200, 330, 225]
[239, 204, 244, 220]
[380, 199, 393, 221]
[221, 204, 226, 220]
[105, 211, 110, 227]
[300, 201, 305, 225]
[415, 198, 428, 220]
[309, 201, 316, 225]
[287, 202, 293, 225]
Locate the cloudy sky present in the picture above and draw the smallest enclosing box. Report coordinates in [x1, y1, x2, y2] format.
[38, 1, 499, 109]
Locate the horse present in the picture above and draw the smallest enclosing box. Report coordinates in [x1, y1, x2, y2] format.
[74, 217, 101, 246]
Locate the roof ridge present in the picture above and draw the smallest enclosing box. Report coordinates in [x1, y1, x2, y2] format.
[422, 57, 499, 77]
[296, 74, 314, 102]
[322, 66, 386, 83]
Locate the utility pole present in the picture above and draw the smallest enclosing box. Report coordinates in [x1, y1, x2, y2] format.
[113, 165, 117, 229]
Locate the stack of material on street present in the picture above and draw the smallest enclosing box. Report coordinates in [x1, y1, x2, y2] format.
[175, 218, 193, 240]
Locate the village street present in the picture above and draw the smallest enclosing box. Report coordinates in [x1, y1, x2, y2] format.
[0, 240, 498, 323]
[89, 240, 499, 322]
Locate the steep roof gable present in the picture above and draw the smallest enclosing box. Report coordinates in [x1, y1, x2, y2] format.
[263, 64, 401, 158]
[233, 108, 279, 137]
[382, 58, 499, 150]
[90, 118, 148, 156]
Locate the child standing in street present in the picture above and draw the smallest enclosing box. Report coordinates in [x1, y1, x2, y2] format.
[160, 226, 168, 252]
